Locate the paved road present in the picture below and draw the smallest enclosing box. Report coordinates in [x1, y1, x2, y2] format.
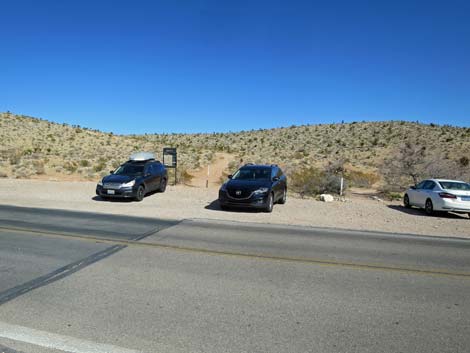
[0, 205, 469, 353]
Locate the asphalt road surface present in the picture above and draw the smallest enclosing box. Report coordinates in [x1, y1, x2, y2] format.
[0, 205, 469, 353]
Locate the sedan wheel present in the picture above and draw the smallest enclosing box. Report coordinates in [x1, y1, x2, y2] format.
[425, 199, 434, 216]
[135, 186, 145, 202]
[403, 194, 411, 208]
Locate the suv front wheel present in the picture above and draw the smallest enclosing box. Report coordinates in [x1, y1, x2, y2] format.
[265, 193, 274, 213]
[158, 178, 167, 192]
[278, 188, 287, 204]
[135, 185, 145, 202]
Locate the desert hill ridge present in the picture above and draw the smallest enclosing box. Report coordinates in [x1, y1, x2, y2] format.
[1, 112, 469, 189]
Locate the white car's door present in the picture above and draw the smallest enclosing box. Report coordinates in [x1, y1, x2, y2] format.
[420, 180, 438, 206]
[409, 181, 427, 206]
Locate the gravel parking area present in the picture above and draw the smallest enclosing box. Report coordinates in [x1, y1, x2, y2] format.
[0, 179, 469, 239]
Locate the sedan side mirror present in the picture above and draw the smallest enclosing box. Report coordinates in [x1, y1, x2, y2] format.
[410, 185, 416, 190]
[109, 170, 114, 174]
[228, 175, 233, 179]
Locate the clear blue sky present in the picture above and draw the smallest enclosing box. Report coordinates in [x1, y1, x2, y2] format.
[1, 0, 469, 134]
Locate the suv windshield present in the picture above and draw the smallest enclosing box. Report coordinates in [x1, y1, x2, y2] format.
[438, 181, 470, 191]
[114, 164, 144, 176]
[232, 167, 271, 181]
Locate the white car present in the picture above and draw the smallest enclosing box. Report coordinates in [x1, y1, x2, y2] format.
[404, 179, 470, 217]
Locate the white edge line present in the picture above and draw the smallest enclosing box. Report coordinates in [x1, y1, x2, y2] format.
[0, 321, 142, 353]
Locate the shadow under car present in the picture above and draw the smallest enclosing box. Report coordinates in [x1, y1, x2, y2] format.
[387, 205, 469, 219]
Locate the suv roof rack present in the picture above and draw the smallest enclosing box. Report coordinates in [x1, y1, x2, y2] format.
[129, 152, 155, 161]
[242, 163, 279, 168]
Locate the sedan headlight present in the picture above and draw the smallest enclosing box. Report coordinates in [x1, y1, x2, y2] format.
[97, 180, 103, 186]
[121, 180, 136, 188]
[253, 187, 269, 195]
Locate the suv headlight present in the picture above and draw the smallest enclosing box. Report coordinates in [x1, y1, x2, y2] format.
[253, 187, 269, 195]
[98, 180, 103, 186]
[121, 180, 135, 187]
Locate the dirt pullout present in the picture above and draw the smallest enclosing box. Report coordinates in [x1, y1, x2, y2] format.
[0, 179, 469, 239]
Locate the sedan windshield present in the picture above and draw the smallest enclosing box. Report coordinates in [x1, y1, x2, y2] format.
[113, 164, 144, 176]
[232, 167, 271, 180]
[438, 181, 470, 191]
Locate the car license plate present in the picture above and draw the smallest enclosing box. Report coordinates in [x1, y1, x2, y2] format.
[461, 196, 470, 201]
[107, 190, 115, 195]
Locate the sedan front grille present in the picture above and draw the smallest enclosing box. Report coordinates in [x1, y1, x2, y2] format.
[103, 183, 122, 189]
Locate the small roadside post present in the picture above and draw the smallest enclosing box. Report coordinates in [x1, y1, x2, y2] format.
[206, 164, 210, 188]
[340, 176, 344, 196]
[163, 147, 177, 185]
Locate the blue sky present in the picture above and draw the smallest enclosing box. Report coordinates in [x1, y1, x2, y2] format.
[1, 0, 469, 134]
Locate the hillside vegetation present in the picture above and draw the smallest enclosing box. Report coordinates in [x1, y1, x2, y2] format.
[1, 112, 469, 191]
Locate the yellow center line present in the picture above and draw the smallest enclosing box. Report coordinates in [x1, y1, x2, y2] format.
[1, 225, 469, 279]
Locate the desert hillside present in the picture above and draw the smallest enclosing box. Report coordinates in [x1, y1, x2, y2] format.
[1, 112, 469, 190]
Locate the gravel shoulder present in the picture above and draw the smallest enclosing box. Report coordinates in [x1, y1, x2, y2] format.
[0, 179, 469, 239]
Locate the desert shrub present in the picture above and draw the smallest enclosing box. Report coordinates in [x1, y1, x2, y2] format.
[177, 168, 194, 185]
[0, 171, 7, 178]
[289, 166, 344, 197]
[12, 165, 32, 179]
[381, 140, 432, 191]
[201, 151, 214, 164]
[79, 159, 90, 167]
[93, 162, 106, 173]
[228, 160, 239, 171]
[64, 161, 78, 173]
[218, 170, 231, 185]
[8, 151, 21, 165]
[381, 191, 402, 201]
[78, 167, 93, 175]
[459, 156, 469, 167]
[346, 170, 380, 188]
[32, 160, 45, 175]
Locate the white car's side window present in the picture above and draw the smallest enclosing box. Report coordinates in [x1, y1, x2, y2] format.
[416, 181, 426, 189]
[424, 181, 436, 190]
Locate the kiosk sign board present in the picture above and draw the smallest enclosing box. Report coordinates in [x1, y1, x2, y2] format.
[163, 148, 177, 184]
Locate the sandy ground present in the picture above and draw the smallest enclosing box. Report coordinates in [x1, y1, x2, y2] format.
[187, 152, 236, 188]
[0, 178, 469, 239]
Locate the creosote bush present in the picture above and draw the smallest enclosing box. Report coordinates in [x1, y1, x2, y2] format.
[93, 163, 106, 173]
[177, 167, 194, 185]
[32, 160, 45, 175]
[346, 170, 380, 188]
[289, 165, 347, 197]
